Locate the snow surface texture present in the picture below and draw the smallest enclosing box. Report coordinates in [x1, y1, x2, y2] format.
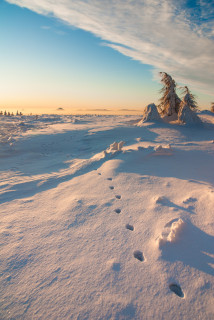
[137, 103, 161, 125]
[178, 103, 202, 125]
[0, 113, 214, 319]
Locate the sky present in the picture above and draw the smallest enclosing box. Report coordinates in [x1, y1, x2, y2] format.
[0, 0, 214, 114]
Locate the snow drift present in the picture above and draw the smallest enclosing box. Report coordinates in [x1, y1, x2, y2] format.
[0, 113, 213, 320]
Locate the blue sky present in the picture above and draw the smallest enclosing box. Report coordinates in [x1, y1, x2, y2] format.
[0, 0, 214, 114]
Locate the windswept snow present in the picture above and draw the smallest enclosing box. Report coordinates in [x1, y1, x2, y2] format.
[0, 113, 214, 319]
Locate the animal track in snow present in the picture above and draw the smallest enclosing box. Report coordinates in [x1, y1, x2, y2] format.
[169, 283, 184, 298]
[109, 186, 114, 190]
[134, 250, 144, 262]
[98, 173, 101, 175]
[126, 224, 134, 231]
[115, 195, 121, 199]
[107, 178, 112, 181]
[115, 208, 121, 214]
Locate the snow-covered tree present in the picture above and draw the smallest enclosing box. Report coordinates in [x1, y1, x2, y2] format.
[178, 103, 201, 125]
[178, 85, 201, 124]
[182, 86, 198, 110]
[158, 72, 181, 116]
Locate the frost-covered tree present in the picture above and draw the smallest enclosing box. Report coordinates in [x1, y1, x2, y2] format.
[178, 87, 201, 124]
[178, 103, 201, 125]
[158, 72, 181, 116]
[182, 86, 198, 110]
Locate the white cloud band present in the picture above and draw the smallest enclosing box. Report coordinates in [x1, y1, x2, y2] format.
[6, 0, 214, 95]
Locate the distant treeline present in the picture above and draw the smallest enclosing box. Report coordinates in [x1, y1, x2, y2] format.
[0, 111, 23, 116]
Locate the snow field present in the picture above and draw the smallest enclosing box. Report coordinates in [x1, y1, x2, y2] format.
[0, 113, 214, 319]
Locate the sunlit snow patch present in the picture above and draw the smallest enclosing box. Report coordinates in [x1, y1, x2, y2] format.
[157, 219, 185, 248]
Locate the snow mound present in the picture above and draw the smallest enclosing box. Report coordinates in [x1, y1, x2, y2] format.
[158, 219, 185, 248]
[108, 141, 125, 152]
[153, 144, 172, 155]
[178, 103, 202, 125]
[137, 103, 161, 125]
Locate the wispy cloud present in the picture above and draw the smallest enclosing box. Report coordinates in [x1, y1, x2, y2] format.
[6, 0, 214, 95]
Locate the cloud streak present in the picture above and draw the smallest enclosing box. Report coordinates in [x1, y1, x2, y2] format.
[6, 0, 214, 95]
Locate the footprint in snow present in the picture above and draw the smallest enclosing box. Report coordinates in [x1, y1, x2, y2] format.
[126, 224, 134, 231]
[98, 173, 101, 175]
[107, 178, 112, 181]
[134, 250, 144, 262]
[115, 209, 121, 214]
[169, 283, 184, 298]
[109, 186, 114, 190]
[115, 195, 121, 199]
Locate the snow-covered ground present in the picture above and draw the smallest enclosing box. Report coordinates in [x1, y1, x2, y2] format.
[0, 112, 213, 320]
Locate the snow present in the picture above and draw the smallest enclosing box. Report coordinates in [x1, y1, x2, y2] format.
[178, 103, 202, 125]
[137, 103, 161, 124]
[157, 218, 185, 247]
[0, 113, 214, 319]
[108, 141, 125, 152]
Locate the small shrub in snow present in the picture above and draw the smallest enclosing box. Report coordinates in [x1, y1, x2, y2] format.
[211, 103, 214, 113]
[138, 103, 161, 124]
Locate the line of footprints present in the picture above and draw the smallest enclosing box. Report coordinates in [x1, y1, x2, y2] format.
[98, 171, 184, 298]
